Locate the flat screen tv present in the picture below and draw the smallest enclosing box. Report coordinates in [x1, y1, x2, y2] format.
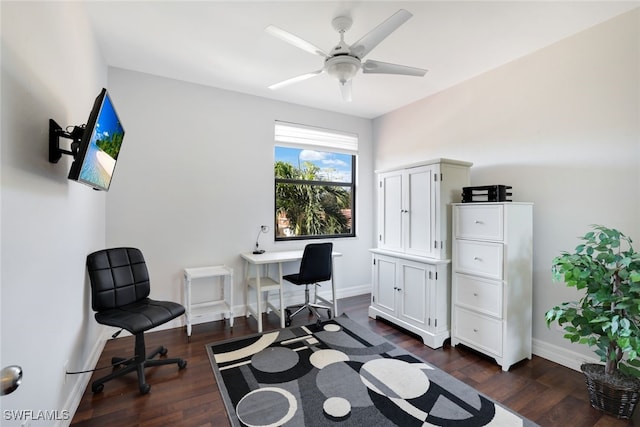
[67, 88, 125, 191]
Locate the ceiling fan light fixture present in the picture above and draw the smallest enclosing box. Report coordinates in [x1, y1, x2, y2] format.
[325, 56, 361, 84]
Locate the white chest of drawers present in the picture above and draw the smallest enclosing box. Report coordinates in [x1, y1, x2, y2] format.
[451, 202, 533, 371]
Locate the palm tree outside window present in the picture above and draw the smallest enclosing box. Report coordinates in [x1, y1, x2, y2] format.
[274, 122, 357, 241]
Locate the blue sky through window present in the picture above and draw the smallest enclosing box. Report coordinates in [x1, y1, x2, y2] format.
[275, 146, 352, 183]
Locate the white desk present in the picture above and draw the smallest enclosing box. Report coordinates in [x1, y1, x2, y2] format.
[240, 250, 341, 332]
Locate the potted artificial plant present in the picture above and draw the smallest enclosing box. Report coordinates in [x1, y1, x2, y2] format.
[546, 225, 640, 419]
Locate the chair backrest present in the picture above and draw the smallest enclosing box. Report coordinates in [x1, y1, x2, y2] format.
[297, 242, 333, 283]
[86, 247, 150, 312]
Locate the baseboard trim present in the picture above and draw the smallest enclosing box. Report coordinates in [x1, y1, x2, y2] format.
[532, 338, 598, 372]
[330, 284, 372, 301]
[58, 326, 109, 427]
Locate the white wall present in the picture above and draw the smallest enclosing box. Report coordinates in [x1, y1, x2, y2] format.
[105, 68, 374, 327]
[373, 8, 640, 368]
[1, 2, 108, 425]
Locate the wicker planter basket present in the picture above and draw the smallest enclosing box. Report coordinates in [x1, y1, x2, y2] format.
[581, 363, 640, 419]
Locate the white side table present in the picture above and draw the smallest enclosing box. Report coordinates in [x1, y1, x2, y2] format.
[183, 265, 234, 338]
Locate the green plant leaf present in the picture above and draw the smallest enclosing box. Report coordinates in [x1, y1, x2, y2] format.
[547, 225, 640, 377]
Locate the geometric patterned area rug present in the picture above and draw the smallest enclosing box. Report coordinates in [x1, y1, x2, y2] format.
[206, 315, 538, 426]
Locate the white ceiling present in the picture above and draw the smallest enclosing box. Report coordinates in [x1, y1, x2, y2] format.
[84, 1, 639, 119]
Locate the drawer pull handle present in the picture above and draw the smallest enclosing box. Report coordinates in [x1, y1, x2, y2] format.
[473, 292, 478, 297]
[474, 220, 483, 224]
[473, 328, 479, 333]
[474, 257, 482, 261]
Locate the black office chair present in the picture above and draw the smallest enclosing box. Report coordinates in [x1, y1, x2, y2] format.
[283, 242, 333, 326]
[86, 247, 187, 394]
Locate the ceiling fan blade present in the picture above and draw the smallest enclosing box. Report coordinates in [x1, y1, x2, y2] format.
[339, 80, 352, 102]
[350, 9, 412, 59]
[268, 70, 324, 90]
[362, 59, 427, 77]
[266, 25, 329, 58]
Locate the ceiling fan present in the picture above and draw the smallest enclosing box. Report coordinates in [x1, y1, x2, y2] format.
[266, 9, 427, 102]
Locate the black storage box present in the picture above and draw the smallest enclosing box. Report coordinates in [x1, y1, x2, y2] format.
[462, 185, 512, 203]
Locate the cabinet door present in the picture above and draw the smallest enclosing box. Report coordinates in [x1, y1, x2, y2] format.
[398, 260, 428, 327]
[372, 255, 397, 315]
[378, 172, 404, 252]
[405, 166, 436, 258]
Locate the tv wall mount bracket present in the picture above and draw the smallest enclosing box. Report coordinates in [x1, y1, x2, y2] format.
[49, 119, 85, 163]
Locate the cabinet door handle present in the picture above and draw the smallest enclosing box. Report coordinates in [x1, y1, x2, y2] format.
[473, 257, 482, 261]
[473, 292, 478, 297]
[473, 328, 479, 333]
[474, 220, 483, 224]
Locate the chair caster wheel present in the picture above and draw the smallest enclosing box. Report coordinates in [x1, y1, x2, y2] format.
[178, 360, 187, 369]
[159, 347, 168, 356]
[91, 383, 104, 393]
[140, 383, 151, 395]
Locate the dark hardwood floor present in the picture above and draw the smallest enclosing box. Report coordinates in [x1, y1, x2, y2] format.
[71, 294, 636, 426]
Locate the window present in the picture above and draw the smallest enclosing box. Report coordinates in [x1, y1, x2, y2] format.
[274, 121, 357, 240]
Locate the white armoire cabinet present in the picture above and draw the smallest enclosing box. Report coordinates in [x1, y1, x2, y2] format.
[450, 202, 533, 371]
[369, 159, 472, 348]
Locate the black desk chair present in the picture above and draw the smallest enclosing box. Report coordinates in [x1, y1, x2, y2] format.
[283, 242, 333, 326]
[86, 247, 187, 394]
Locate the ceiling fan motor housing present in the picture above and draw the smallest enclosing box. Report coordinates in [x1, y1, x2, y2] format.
[325, 55, 361, 84]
